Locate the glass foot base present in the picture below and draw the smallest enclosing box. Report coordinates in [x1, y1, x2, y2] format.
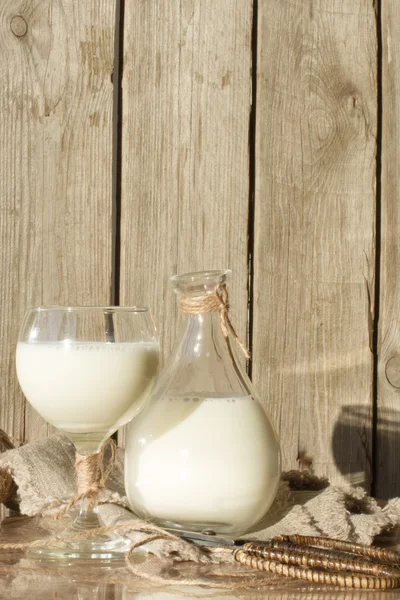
[28, 532, 131, 561]
[28, 513, 131, 561]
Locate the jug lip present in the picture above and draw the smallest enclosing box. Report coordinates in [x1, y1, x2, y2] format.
[170, 269, 232, 283]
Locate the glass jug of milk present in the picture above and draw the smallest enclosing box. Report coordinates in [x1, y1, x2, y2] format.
[125, 270, 280, 535]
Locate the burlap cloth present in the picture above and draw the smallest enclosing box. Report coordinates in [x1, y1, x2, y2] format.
[0, 432, 400, 593]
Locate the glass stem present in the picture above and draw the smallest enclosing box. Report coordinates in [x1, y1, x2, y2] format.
[72, 497, 103, 532]
[71, 438, 105, 532]
[70, 435, 105, 455]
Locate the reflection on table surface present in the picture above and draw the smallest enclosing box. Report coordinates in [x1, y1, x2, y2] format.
[0, 516, 400, 600]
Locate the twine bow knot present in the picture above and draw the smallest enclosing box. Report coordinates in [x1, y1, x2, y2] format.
[179, 283, 250, 359]
[56, 437, 116, 519]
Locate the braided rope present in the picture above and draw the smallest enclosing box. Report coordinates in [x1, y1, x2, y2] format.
[234, 535, 400, 590]
[272, 535, 400, 563]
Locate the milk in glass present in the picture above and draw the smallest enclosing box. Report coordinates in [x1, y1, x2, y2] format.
[16, 341, 159, 434]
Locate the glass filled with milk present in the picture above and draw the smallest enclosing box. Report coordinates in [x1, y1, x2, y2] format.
[125, 270, 280, 536]
[16, 306, 159, 559]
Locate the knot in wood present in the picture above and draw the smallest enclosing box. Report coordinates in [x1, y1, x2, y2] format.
[385, 355, 400, 389]
[10, 16, 27, 38]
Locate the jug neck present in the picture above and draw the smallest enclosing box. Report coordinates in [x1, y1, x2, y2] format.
[163, 307, 251, 398]
[180, 311, 233, 360]
[160, 270, 252, 397]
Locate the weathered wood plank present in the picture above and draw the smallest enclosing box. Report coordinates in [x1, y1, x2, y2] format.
[0, 0, 115, 442]
[119, 1, 252, 443]
[377, 0, 400, 498]
[253, 0, 377, 487]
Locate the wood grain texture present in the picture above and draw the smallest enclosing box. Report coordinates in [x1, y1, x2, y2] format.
[119, 0, 252, 443]
[252, 0, 377, 487]
[0, 0, 115, 442]
[377, 0, 400, 498]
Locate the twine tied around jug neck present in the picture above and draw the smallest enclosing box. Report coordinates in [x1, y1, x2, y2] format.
[56, 437, 116, 519]
[178, 283, 250, 359]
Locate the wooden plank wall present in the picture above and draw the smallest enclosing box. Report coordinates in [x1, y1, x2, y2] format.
[378, 0, 400, 498]
[253, 0, 377, 488]
[0, 0, 115, 442]
[1, 0, 400, 498]
[118, 0, 252, 445]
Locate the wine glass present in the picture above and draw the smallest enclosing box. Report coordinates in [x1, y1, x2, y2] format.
[16, 306, 159, 560]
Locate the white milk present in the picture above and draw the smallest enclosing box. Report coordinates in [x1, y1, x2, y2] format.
[125, 394, 280, 534]
[16, 341, 159, 434]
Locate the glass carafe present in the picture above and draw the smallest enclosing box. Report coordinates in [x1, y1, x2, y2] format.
[125, 270, 280, 535]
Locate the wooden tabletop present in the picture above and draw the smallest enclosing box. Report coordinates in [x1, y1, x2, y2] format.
[0, 516, 399, 599]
